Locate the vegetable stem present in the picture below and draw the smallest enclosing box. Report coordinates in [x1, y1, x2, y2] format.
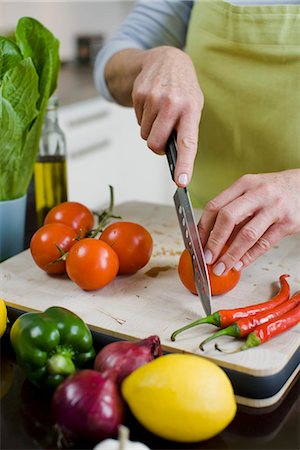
[47, 354, 76, 375]
[46, 244, 68, 265]
[118, 425, 129, 450]
[170, 312, 221, 341]
[215, 332, 261, 354]
[199, 323, 240, 351]
[89, 185, 121, 238]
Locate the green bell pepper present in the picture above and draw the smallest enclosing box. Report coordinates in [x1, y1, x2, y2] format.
[10, 306, 96, 388]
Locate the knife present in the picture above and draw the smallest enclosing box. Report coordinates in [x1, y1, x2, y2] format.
[165, 131, 212, 315]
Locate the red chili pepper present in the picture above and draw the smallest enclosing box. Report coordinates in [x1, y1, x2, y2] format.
[199, 290, 300, 350]
[216, 301, 300, 353]
[170, 274, 290, 341]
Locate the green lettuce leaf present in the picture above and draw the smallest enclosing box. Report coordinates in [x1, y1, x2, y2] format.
[2, 57, 39, 131]
[0, 37, 22, 81]
[0, 96, 23, 199]
[16, 17, 60, 107]
[0, 17, 60, 200]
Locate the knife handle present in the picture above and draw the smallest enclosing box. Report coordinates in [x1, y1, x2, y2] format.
[166, 131, 177, 182]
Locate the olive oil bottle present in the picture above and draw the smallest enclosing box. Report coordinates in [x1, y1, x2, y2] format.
[34, 97, 68, 226]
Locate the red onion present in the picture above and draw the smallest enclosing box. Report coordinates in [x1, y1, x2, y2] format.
[52, 369, 125, 443]
[94, 335, 163, 384]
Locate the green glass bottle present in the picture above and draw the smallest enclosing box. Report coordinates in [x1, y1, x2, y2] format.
[34, 96, 68, 227]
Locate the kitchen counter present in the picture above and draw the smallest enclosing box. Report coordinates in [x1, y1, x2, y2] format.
[1, 328, 299, 450]
[2, 200, 300, 450]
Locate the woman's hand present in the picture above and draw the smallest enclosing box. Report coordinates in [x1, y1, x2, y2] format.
[199, 169, 300, 275]
[132, 46, 204, 187]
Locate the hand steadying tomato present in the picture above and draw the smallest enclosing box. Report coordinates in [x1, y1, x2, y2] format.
[30, 223, 77, 275]
[100, 221, 153, 275]
[44, 201, 94, 237]
[178, 248, 241, 296]
[66, 238, 119, 291]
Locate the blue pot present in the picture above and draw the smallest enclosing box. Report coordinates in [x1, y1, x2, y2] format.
[0, 194, 27, 262]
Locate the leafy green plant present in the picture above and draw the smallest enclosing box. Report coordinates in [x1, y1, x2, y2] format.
[0, 17, 60, 200]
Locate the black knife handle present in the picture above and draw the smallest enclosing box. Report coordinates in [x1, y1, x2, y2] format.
[166, 130, 177, 182]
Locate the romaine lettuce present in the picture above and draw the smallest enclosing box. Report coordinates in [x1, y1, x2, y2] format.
[0, 17, 60, 200]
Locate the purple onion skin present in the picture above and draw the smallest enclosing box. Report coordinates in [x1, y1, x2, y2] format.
[52, 370, 125, 443]
[94, 335, 163, 384]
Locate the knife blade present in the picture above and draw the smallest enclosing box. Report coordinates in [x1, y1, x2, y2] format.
[166, 131, 212, 315]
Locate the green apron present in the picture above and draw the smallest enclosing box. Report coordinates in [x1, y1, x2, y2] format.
[186, 1, 300, 208]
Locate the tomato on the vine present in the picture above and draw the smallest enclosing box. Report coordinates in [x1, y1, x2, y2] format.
[99, 221, 153, 275]
[66, 238, 119, 291]
[44, 201, 94, 237]
[178, 248, 241, 296]
[30, 223, 77, 275]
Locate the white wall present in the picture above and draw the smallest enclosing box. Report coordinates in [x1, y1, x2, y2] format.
[0, 1, 134, 61]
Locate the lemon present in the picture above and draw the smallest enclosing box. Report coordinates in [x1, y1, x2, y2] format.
[121, 353, 237, 443]
[0, 299, 7, 338]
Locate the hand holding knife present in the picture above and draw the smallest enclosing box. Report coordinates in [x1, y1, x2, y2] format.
[165, 131, 212, 315]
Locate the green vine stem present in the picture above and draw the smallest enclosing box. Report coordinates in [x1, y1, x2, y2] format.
[88, 185, 121, 238]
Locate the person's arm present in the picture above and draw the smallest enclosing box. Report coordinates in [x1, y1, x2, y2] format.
[104, 49, 145, 106]
[94, 0, 193, 103]
[95, 1, 202, 187]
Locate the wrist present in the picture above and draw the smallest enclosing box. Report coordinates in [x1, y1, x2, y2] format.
[105, 48, 146, 106]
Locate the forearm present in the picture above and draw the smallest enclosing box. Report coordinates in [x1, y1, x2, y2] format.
[104, 49, 146, 106]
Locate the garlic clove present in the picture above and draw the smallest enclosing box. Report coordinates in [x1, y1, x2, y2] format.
[93, 425, 150, 450]
[93, 438, 151, 450]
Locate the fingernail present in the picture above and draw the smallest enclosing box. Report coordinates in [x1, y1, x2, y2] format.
[234, 261, 243, 271]
[213, 262, 226, 276]
[204, 249, 213, 264]
[178, 173, 188, 186]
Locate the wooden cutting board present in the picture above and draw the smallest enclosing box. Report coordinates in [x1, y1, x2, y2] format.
[1, 201, 299, 407]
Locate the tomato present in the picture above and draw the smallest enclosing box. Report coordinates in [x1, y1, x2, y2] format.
[99, 221, 153, 275]
[66, 238, 119, 291]
[178, 249, 198, 295]
[44, 201, 94, 237]
[178, 248, 241, 297]
[30, 223, 77, 275]
[207, 263, 241, 296]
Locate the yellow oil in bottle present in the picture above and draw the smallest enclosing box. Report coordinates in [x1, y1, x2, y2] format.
[34, 155, 68, 227]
